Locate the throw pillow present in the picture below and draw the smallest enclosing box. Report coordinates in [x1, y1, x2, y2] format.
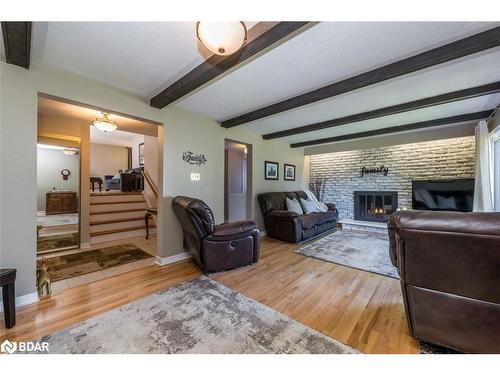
[286, 197, 304, 214]
[300, 197, 318, 214]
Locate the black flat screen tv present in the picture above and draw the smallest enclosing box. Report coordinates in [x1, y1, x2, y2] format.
[412, 179, 475, 212]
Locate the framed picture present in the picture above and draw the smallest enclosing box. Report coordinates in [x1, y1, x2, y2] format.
[284, 164, 296, 181]
[264, 161, 279, 180]
[138, 143, 144, 166]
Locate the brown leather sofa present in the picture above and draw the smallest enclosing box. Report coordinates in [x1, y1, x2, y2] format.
[172, 196, 260, 273]
[388, 210, 500, 353]
[258, 191, 338, 243]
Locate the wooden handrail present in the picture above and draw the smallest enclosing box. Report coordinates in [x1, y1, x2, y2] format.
[141, 170, 158, 198]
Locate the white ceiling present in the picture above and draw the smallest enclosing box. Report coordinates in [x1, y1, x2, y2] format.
[32, 21, 256, 98]
[176, 22, 497, 120]
[13, 21, 500, 149]
[90, 127, 141, 148]
[284, 93, 500, 145]
[245, 49, 500, 137]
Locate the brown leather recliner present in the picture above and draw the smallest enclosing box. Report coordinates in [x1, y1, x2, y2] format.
[388, 210, 500, 353]
[172, 196, 260, 273]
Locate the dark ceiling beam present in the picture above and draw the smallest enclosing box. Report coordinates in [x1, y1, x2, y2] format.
[222, 26, 500, 128]
[263, 81, 500, 139]
[150, 22, 310, 109]
[290, 110, 492, 148]
[1, 22, 32, 69]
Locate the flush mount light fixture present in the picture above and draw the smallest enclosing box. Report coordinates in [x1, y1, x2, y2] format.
[196, 22, 247, 56]
[92, 112, 118, 133]
[62, 148, 78, 155]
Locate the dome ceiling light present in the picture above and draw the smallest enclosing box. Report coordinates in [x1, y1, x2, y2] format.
[196, 22, 247, 56]
[62, 148, 78, 155]
[92, 112, 118, 133]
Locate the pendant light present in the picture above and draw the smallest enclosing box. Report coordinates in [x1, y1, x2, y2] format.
[92, 112, 118, 133]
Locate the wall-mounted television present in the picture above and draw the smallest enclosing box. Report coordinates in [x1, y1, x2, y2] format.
[412, 179, 475, 212]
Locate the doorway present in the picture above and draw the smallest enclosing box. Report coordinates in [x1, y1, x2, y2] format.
[35, 93, 164, 293]
[224, 139, 252, 222]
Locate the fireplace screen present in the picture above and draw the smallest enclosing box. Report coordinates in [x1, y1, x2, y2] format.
[354, 191, 398, 222]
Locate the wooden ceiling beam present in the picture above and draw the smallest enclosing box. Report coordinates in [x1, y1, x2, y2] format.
[263, 81, 500, 139]
[150, 22, 310, 109]
[1, 22, 32, 69]
[290, 110, 493, 148]
[222, 26, 500, 128]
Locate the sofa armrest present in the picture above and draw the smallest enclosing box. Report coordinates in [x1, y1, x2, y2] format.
[325, 203, 339, 219]
[267, 210, 299, 219]
[325, 203, 336, 211]
[211, 220, 257, 238]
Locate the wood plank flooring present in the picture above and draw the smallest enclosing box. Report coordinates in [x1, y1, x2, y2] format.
[0, 237, 419, 354]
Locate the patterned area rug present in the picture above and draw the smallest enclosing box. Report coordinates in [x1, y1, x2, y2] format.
[38, 277, 358, 354]
[419, 341, 460, 354]
[37, 243, 152, 282]
[37, 232, 79, 252]
[295, 230, 398, 279]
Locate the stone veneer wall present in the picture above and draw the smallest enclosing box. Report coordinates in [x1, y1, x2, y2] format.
[309, 136, 476, 220]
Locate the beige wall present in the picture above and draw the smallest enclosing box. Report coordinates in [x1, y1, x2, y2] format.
[0, 61, 306, 299]
[90, 143, 129, 181]
[131, 134, 144, 169]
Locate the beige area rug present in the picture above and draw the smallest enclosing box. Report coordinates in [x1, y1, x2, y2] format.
[37, 243, 153, 282]
[295, 230, 398, 278]
[37, 277, 359, 354]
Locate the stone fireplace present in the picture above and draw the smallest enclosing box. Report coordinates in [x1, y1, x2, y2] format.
[354, 191, 398, 223]
[309, 136, 475, 220]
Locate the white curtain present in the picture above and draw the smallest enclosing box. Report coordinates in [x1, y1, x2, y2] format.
[473, 120, 494, 212]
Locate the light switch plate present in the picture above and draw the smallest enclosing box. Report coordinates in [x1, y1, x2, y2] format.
[191, 173, 200, 181]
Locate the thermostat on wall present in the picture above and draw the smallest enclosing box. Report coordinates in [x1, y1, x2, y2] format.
[191, 172, 200, 181]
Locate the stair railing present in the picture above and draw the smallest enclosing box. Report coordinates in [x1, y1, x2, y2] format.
[141, 170, 159, 199]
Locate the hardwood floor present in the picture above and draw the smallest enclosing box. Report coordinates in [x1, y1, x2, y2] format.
[0, 236, 419, 354]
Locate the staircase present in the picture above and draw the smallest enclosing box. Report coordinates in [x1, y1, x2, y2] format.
[89, 192, 155, 243]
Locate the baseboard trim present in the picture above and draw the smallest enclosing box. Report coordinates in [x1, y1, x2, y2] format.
[155, 252, 191, 266]
[259, 230, 267, 237]
[0, 292, 39, 313]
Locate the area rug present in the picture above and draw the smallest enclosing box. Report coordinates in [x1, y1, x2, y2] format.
[37, 243, 152, 282]
[419, 341, 460, 354]
[37, 277, 358, 354]
[37, 232, 79, 252]
[295, 230, 398, 279]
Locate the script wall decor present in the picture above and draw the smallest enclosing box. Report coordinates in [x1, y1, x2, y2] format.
[360, 165, 389, 177]
[183, 151, 207, 166]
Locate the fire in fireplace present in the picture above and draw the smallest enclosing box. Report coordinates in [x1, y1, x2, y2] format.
[353, 191, 398, 223]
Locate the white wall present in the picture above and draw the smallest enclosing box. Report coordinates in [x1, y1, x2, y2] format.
[90, 143, 129, 181]
[0, 61, 306, 298]
[37, 148, 80, 211]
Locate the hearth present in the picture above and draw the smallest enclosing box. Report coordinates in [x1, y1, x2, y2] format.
[354, 191, 398, 223]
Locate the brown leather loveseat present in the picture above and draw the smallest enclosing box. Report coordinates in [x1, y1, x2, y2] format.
[172, 196, 260, 273]
[388, 210, 500, 353]
[258, 191, 338, 243]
